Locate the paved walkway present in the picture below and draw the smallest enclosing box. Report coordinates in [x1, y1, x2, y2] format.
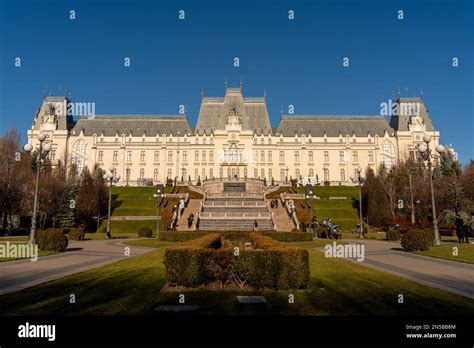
[0, 239, 153, 296]
[321, 239, 474, 299]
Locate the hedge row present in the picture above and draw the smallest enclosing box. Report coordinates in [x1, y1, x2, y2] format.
[163, 233, 310, 290]
[159, 231, 312, 242]
[36, 229, 68, 252]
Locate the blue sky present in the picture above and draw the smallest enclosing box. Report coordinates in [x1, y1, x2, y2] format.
[0, 0, 472, 163]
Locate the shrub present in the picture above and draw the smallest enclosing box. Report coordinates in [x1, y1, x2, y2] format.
[163, 233, 310, 290]
[36, 229, 68, 252]
[386, 229, 401, 241]
[68, 228, 85, 241]
[159, 231, 312, 242]
[137, 226, 153, 238]
[401, 229, 433, 252]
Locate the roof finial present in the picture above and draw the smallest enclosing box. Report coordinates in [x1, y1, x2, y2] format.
[43, 84, 48, 98]
[263, 88, 266, 98]
[239, 76, 242, 91]
[280, 105, 283, 115]
[201, 88, 204, 99]
[420, 87, 424, 100]
[224, 77, 228, 89]
[397, 87, 401, 99]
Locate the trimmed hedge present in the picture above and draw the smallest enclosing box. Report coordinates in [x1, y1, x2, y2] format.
[36, 229, 68, 252]
[138, 226, 153, 238]
[401, 229, 433, 252]
[159, 231, 312, 243]
[163, 233, 310, 290]
[68, 228, 85, 241]
[386, 229, 401, 241]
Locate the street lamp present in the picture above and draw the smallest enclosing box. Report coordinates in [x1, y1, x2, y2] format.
[153, 188, 165, 237]
[23, 133, 52, 245]
[417, 134, 446, 246]
[305, 190, 315, 218]
[103, 166, 120, 238]
[350, 166, 365, 238]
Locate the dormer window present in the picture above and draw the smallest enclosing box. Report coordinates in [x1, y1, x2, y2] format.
[100, 138, 104, 142]
[115, 138, 119, 142]
[253, 138, 257, 144]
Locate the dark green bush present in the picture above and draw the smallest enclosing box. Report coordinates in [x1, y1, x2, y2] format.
[137, 226, 153, 238]
[36, 229, 68, 252]
[386, 229, 401, 241]
[401, 229, 433, 252]
[159, 231, 312, 242]
[163, 233, 310, 289]
[67, 228, 85, 241]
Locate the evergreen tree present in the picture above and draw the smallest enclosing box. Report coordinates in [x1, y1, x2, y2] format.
[57, 164, 79, 227]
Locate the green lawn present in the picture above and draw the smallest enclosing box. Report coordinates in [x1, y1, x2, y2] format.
[1, 239, 472, 315]
[111, 186, 158, 216]
[415, 242, 474, 264]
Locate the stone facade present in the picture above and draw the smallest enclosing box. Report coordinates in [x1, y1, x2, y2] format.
[26, 86, 440, 186]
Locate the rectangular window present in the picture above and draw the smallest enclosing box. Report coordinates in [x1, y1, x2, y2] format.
[113, 151, 118, 162]
[140, 151, 145, 162]
[261, 168, 265, 179]
[195, 168, 199, 180]
[294, 151, 300, 162]
[368, 151, 374, 162]
[324, 151, 329, 162]
[202, 151, 206, 162]
[279, 151, 284, 162]
[308, 151, 313, 162]
[268, 151, 272, 162]
[339, 151, 345, 162]
[154, 169, 159, 181]
[195, 150, 199, 162]
[182, 151, 187, 162]
[340, 168, 345, 181]
[209, 168, 213, 178]
[209, 150, 213, 162]
[268, 168, 272, 180]
[280, 169, 285, 181]
[202, 168, 206, 179]
[260, 150, 265, 162]
[126, 151, 132, 162]
[98, 151, 103, 162]
[168, 151, 173, 162]
[353, 151, 358, 162]
[126, 168, 131, 181]
[254, 168, 258, 179]
[167, 168, 172, 179]
[324, 168, 329, 181]
[140, 168, 145, 180]
[154, 151, 159, 162]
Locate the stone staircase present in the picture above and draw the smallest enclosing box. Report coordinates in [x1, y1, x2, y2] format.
[268, 200, 296, 232]
[176, 199, 203, 231]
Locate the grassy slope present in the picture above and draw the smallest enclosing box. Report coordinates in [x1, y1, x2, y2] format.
[0, 239, 472, 315]
[297, 186, 360, 232]
[415, 243, 474, 264]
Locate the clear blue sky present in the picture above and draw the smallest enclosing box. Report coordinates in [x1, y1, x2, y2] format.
[0, 0, 472, 163]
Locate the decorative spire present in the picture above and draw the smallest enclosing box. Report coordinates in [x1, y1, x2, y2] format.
[201, 88, 204, 99]
[420, 87, 424, 100]
[239, 76, 242, 91]
[224, 77, 228, 89]
[263, 88, 266, 98]
[397, 88, 401, 99]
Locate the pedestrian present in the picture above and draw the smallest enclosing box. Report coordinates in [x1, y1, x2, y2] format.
[271, 200, 274, 209]
[253, 220, 258, 232]
[455, 214, 464, 243]
[275, 199, 278, 208]
[311, 220, 318, 239]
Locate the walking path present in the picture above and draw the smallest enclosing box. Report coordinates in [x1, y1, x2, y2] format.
[0, 239, 153, 296]
[320, 239, 474, 299]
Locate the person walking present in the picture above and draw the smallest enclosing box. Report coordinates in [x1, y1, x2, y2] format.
[455, 214, 464, 243]
[253, 220, 258, 232]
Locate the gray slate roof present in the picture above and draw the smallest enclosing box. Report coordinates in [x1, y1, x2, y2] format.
[70, 115, 192, 136]
[389, 98, 435, 131]
[275, 115, 393, 137]
[195, 88, 272, 134]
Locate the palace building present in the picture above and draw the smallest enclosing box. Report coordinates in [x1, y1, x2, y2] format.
[26, 84, 440, 186]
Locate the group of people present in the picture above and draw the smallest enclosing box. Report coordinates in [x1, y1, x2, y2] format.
[301, 215, 341, 239]
[270, 199, 279, 209]
[455, 213, 473, 243]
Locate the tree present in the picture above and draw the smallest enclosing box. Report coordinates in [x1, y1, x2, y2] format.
[0, 130, 24, 229]
[75, 165, 107, 227]
[57, 163, 79, 227]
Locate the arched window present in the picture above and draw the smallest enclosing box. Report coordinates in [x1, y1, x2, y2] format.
[72, 139, 87, 173]
[381, 140, 396, 168]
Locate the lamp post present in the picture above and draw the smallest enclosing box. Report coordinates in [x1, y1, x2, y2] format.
[417, 135, 446, 246]
[103, 166, 120, 238]
[153, 188, 165, 237]
[23, 132, 52, 245]
[350, 166, 365, 238]
[306, 190, 315, 218]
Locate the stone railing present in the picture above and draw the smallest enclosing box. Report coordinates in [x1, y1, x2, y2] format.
[206, 193, 263, 199]
[199, 212, 272, 219]
[203, 201, 266, 208]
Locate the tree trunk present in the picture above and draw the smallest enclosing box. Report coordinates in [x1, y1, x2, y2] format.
[409, 173, 415, 225]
